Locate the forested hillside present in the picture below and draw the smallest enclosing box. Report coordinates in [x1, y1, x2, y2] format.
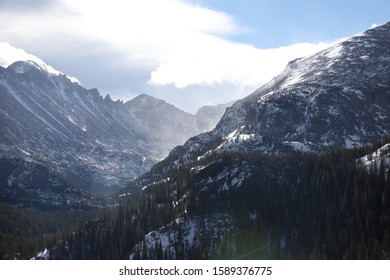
[3, 136, 389, 260]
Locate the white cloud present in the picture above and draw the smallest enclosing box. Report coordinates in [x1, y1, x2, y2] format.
[60, 0, 240, 62]
[0, 42, 61, 75]
[0, 42, 42, 68]
[0, 0, 335, 110]
[149, 38, 331, 88]
[60, 0, 332, 88]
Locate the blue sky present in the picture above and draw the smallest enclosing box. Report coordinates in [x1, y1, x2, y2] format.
[0, 0, 389, 113]
[199, 0, 390, 47]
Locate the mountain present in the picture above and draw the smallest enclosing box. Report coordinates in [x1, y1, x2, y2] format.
[131, 22, 390, 181]
[113, 22, 390, 259]
[0, 47, 230, 202]
[195, 101, 235, 132]
[0, 60, 156, 195]
[125, 93, 198, 145]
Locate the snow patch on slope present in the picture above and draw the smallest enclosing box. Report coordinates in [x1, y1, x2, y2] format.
[31, 249, 50, 260]
[129, 214, 236, 260]
[357, 143, 390, 172]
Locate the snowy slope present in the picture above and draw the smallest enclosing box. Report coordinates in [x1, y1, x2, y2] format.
[357, 143, 390, 173]
[129, 214, 236, 260]
[212, 22, 390, 154]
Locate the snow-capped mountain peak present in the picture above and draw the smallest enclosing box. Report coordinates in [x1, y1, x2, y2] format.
[9, 60, 56, 75]
[0, 42, 79, 84]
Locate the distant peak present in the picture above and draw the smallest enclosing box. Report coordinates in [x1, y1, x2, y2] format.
[125, 93, 193, 115]
[128, 93, 167, 106]
[133, 93, 159, 101]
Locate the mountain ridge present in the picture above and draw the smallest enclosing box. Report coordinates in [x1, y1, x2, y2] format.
[0, 49, 231, 204]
